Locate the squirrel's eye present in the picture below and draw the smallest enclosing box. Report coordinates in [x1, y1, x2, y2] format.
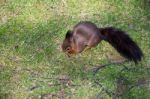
[66, 47, 71, 51]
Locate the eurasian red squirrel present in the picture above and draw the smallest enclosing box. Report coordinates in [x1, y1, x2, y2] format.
[62, 21, 143, 63]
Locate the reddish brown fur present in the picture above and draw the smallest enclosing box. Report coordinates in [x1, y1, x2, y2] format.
[62, 21, 143, 63]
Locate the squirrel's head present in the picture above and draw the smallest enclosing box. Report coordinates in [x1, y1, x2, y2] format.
[62, 30, 77, 54]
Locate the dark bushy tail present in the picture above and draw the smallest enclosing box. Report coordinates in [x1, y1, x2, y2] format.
[99, 27, 143, 63]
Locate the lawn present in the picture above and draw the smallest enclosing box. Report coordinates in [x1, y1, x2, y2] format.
[0, 0, 150, 99]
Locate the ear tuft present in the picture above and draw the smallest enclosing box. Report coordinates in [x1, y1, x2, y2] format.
[66, 30, 72, 38]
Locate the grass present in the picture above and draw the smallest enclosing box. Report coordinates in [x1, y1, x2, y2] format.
[0, 0, 150, 99]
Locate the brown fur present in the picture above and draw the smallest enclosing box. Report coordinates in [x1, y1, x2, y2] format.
[62, 21, 143, 63]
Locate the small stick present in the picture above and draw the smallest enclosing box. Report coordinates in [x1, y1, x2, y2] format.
[92, 60, 128, 74]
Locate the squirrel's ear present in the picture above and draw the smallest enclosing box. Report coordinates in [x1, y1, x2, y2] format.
[65, 30, 73, 38]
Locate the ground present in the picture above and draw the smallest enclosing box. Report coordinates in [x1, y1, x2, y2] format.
[0, 0, 150, 99]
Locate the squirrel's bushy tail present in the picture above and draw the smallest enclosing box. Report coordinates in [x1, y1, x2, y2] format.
[99, 27, 143, 63]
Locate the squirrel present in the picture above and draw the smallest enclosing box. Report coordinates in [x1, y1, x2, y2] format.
[62, 21, 143, 63]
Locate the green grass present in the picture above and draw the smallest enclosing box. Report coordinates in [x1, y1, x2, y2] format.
[0, 0, 150, 99]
